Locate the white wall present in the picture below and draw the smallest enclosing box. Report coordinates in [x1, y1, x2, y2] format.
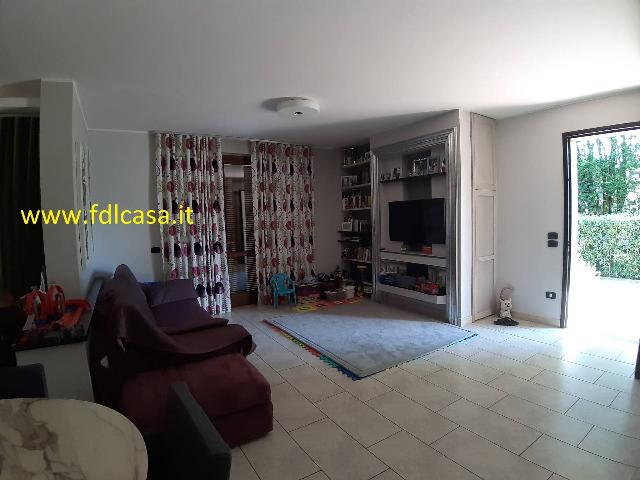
[88, 130, 160, 281]
[313, 148, 342, 273]
[496, 90, 640, 324]
[38, 80, 100, 296]
[72, 84, 96, 294]
[39, 80, 83, 296]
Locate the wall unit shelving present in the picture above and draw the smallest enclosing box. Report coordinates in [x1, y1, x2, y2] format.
[379, 250, 447, 268]
[338, 145, 374, 295]
[377, 283, 447, 304]
[341, 183, 371, 191]
[379, 172, 445, 184]
[372, 129, 459, 323]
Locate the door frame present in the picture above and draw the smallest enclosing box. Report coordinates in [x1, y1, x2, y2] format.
[561, 120, 640, 328]
[222, 153, 258, 307]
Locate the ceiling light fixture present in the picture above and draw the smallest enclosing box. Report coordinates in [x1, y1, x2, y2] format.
[276, 97, 320, 119]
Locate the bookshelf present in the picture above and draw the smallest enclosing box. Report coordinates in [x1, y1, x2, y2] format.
[339, 145, 373, 295]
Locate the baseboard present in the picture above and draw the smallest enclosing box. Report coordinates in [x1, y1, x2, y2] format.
[511, 310, 560, 328]
[460, 315, 473, 326]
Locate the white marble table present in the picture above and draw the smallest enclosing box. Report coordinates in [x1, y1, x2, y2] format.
[0, 398, 147, 480]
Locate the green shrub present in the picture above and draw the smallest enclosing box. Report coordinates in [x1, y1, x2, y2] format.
[578, 215, 640, 280]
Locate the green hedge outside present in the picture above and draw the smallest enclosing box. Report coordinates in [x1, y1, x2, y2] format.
[578, 215, 640, 280]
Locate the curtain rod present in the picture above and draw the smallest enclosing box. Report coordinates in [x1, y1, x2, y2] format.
[151, 130, 313, 147]
[152, 130, 278, 144]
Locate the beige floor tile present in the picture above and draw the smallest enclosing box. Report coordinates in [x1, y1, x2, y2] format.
[230, 448, 260, 480]
[287, 347, 333, 370]
[371, 367, 402, 379]
[500, 326, 564, 345]
[468, 350, 544, 380]
[553, 336, 625, 360]
[464, 326, 516, 344]
[617, 345, 639, 364]
[440, 398, 541, 454]
[234, 303, 640, 480]
[398, 357, 442, 377]
[247, 354, 285, 386]
[370, 470, 404, 480]
[611, 391, 640, 416]
[428, 352, 503, 383]
[369, 431, 480, 480]
[443, 340, 485, 358]
[320, 367, 392, 402]
[580, 426, 640, 468]
[596, 372, 640, 394]
[255, 337, 306, 371]
[526, 353, 604, 383]
[532, 370, 618, 405]
[367, 391, 457, 444]
[432, 427, 551, 480]
[378, 370, 460, 411]
[304, 473, 331, 480]
[566, 399, 640, 439]
[426, 369, 507, 407]
[522, 435, 635, 480]
[562, 352, 636, 377]
[315, 392, 400, 447]
[241, 422, 319, 480]
[489, 373, 578, 412]
[508, 337, 567, 359]
[279, 364, 344, 402]
[271, 382, 325, 431]
[291, 419, 387, 480]
[490, 395, 591, 446]
[480, 342, 539, 362]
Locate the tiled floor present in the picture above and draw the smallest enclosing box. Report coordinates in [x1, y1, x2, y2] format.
[225, 302, 640, 480]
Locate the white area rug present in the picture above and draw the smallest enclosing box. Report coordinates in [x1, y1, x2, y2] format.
[266, 301, 475, 377]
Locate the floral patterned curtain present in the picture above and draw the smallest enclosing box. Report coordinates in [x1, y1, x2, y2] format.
[155, 133, 231, 314]
[251, 142, 316, 304]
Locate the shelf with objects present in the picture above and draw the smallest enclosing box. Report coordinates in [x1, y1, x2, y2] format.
[338, 144, 374, 297]
[377, 258, 447, 305]
[372, 129, 459, 322]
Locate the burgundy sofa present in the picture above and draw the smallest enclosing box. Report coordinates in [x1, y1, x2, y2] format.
[88, 265, 273, 446]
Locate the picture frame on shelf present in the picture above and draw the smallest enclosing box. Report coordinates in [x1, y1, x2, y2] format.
[412, 158, 429, 177]
[341, 175, 359, 187]
[427, 156, 442, 174]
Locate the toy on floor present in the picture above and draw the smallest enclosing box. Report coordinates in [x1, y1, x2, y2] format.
[494, 286, 519, 326]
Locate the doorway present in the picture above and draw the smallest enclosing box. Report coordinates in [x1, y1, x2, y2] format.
[222, 155, 258, 307]
[562, 121, 640, 341]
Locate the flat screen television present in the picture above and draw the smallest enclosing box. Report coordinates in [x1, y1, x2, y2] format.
[389, 198, 446, 245]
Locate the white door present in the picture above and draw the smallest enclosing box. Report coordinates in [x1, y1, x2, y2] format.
[471, 114, 497, 320]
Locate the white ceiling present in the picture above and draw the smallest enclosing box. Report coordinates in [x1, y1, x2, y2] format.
[1, 0, 639, 147]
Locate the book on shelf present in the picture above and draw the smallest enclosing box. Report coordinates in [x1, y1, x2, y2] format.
[341, 217, 369, 233]
[342, 192, 372, 209]
[341, 245, 371, 262]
